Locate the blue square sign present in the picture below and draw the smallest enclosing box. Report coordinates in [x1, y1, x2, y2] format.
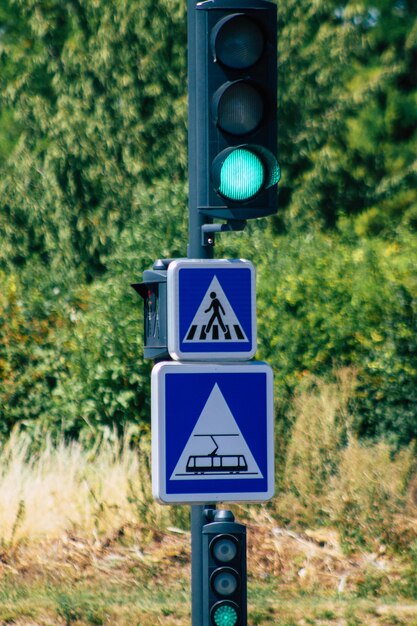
[167, 259, 256, 360]
[151, 361, 274, 504]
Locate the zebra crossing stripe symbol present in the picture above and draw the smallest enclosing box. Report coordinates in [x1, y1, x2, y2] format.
[183, 276, 248, 343]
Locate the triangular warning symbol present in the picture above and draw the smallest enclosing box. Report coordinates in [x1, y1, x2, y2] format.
[170, 384, 263, 481]
[183, 276, 248, 343]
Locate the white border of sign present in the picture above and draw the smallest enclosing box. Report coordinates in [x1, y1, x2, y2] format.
[167, 259, 256, 361]
[151, 361, 274, 504]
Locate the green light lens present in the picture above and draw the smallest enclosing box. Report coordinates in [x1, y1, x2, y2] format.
[219, 149, 264, 201]
[213, 603, 238, 626]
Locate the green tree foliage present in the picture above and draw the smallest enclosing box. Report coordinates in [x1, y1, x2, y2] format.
[0, 268, 72, 439]
[0, 180, 187, 440]
[345, 0, 417, 235]
[0, 0, 187, 276]
[278, 0, 417, 231]
[219, 224, 417, 445]
[1, 0, 416, 252]
[0, 1, 416, 445]
[0, 2, 24, 162]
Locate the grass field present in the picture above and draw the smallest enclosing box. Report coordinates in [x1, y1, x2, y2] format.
[2, 504, 417, 625]
[4, 579, 417, 625]
[2, 526, 417, 625]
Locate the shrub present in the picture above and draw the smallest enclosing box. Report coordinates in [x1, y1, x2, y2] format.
[247, 229, 417, 446]
[273, 370, 417, 552]
[330, 439, 415, 553]
[281, 369, 356, 524]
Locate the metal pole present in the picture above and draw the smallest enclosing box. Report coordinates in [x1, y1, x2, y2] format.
[191, 504, 216, 624]
[187, 0, 213, 261]
[191, 505, 204, 625]
[187, 2, 215, 623]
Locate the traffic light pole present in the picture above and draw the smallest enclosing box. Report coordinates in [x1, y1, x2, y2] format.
[188, 3, 214, 621]
[187, 0, 210, 261]
[191, 504, 216, 624]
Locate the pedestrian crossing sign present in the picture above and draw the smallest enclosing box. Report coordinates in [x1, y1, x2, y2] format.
[167, 259, 256, 360]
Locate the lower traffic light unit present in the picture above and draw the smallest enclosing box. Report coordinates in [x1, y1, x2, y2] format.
[202, 510, 247, 626]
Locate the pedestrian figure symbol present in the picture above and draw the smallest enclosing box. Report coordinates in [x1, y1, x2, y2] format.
[183, 277, 247, 343]
[205, 291, 228, 336]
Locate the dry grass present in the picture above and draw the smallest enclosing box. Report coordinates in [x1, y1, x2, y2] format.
[275, 368, 417, 553]
[2, 509, 417, 624]
[330, 439, 416, 552]
[0, 428, 177, 548]
[283, 368, 356, 504]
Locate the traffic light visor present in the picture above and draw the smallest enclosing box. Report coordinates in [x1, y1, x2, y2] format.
[212, 14, 265, 69]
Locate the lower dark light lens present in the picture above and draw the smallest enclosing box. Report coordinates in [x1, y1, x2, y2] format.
[212, 568, 239, 596]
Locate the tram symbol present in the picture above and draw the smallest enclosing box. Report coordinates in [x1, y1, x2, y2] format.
[185, 435, 248, 475]
[169, 382, 263, 481]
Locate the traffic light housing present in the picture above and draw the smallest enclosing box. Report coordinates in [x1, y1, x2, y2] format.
[188, 0, 279, 222]
[131, 259, 171, 360]
[202, 510, 247, 626]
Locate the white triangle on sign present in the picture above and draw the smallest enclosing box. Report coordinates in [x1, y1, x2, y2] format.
[183, 276, 248, 344]
[170, 384, 263, 481]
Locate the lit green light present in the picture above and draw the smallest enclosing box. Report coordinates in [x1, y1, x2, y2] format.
[219, 148, 264, 201]
[213, 604, 238, 626]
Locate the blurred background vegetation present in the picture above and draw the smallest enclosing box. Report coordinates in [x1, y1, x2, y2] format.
[0, 1, 416, 454]
[1, 5, 417, 622]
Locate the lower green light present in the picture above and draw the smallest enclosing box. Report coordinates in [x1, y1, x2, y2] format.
[212, 603, 238, 626]
[219, 148, 264, 201]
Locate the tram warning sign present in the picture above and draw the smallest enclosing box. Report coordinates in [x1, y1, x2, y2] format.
[151, 361, 274, 504]
[167, 259, 256, 361]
